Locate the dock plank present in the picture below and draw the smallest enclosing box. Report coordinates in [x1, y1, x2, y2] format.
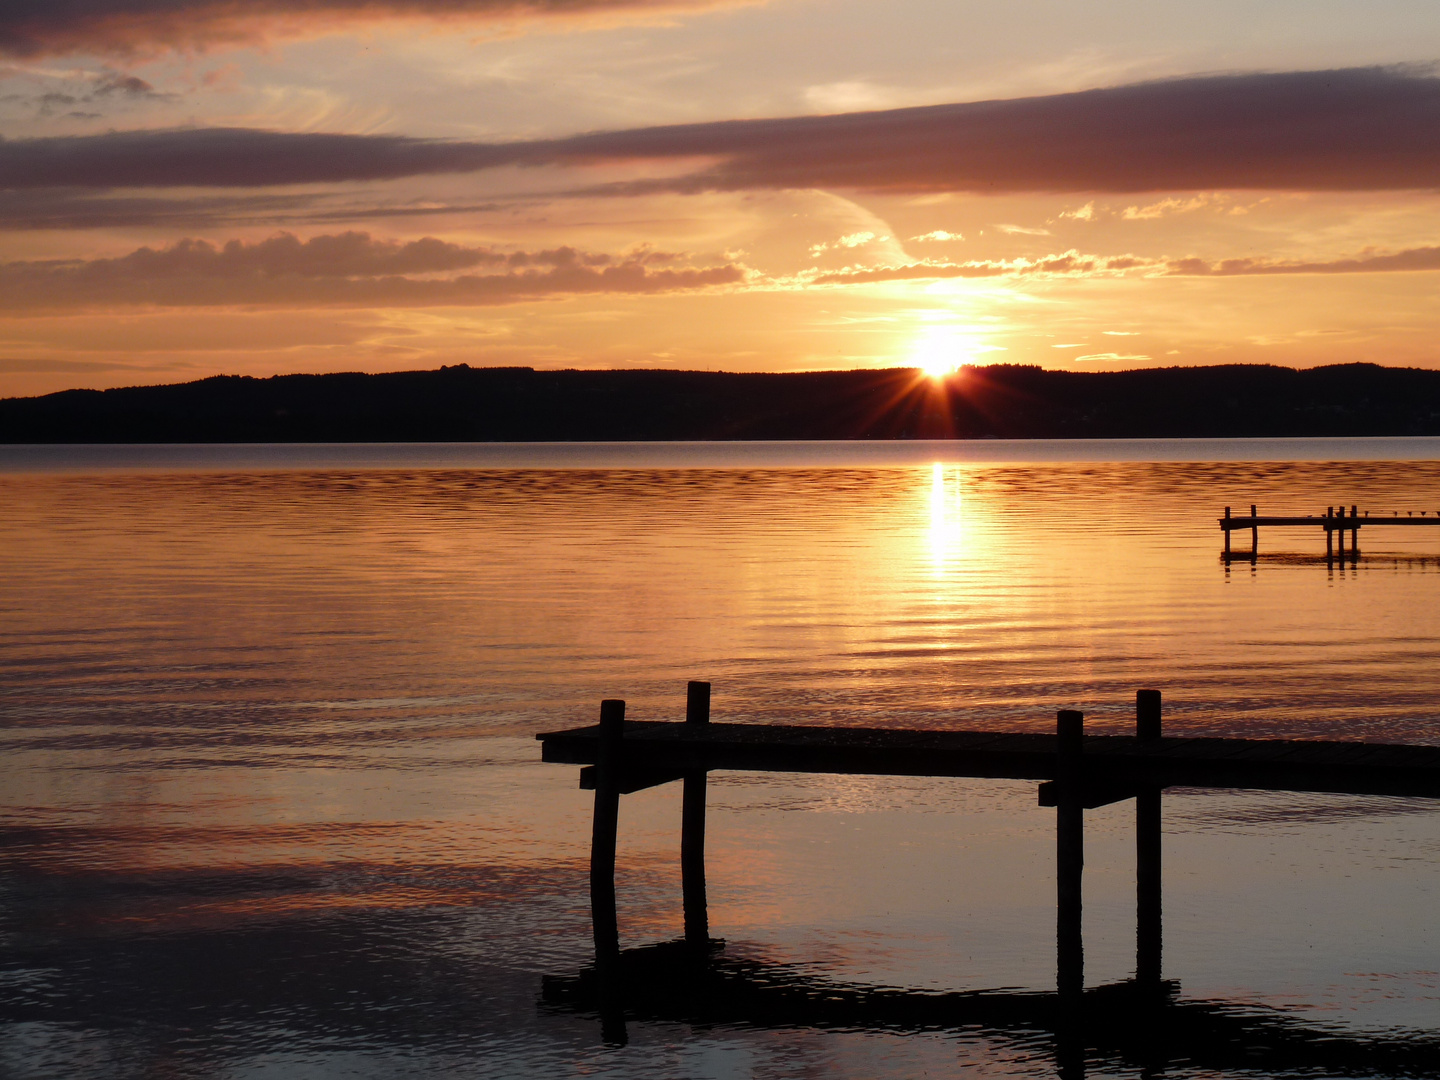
[1221, 513, 1440, 529]
[538, 721, 1440, 800]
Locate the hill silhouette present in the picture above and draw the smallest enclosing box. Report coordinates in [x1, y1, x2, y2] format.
[5, 362, 1440, 442]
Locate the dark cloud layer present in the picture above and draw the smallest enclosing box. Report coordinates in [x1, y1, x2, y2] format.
[0, 0, 737, 58]
[0, 230, 743, 310]
[0, 189, 509, 230]
[0, 128, 515, 189]
[561, 66, 1440, 194]
[3, 68, 1439, 196]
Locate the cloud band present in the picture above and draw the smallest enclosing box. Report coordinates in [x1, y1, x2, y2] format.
[4, 68, 1440, 195]
[0, 231, 745, 311]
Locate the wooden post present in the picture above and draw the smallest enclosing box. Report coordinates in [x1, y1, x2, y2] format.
[682, 680, 711, 951]
[1223, 505, 1231, 558]
[1136, 689, 1161, 740]
[1056, 709, 1085, 1005]
[1326, 507, 1333, 561]
[1351, 504, 1359, 560]
[1250, 504, 1258, 560]
[1135, 690, 1162, 992]
[590, 698, 626, 1045]
[1338, 506, 1347, 560]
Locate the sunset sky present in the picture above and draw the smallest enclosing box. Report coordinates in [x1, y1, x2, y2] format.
[3, 1, 1440, 396]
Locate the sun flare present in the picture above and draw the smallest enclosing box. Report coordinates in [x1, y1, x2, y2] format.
[910, 330, 971, 380]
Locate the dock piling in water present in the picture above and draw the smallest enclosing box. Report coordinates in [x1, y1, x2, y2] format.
[589, 698, 627, 1044]
[1056, 709, 1085, 1003]
[682, 681, 711, 951]
[1135, 690, 1162, 990]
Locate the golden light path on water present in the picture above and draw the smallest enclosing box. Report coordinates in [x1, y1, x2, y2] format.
[0, 443, 1437, 1079]
[929, 460, 965, 568]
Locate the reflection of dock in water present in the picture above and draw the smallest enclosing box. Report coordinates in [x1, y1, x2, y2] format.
[542, 939, 1440, 1076]
[538, 686, 1440, 1062]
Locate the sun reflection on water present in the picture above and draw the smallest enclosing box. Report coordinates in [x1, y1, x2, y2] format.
[927, 461, 964, 568]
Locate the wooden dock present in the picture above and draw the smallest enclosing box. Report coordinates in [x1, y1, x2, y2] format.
[537, 686, 1440, 1046]
[1220, 503, 1440, 561]
[540, 717, 1440, 801]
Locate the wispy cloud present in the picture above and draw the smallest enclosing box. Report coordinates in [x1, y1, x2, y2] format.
[811, 251, 1150, 284]
[0, 128, 516, 189]
[4, 68, 1440, 196]
[1166, 246, 1440, 275]
[20, 66, 175, 119]
[0, 356, 163, 373]
[812, 242, 1440, 285]
[1121, 193, 1218, 219]
[0, 189, 511, 230]
[809, 230, 888, 255]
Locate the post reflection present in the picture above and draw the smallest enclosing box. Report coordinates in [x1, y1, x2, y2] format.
[557, 824, 1439, 1078]
[546, 931, 1440, 1077]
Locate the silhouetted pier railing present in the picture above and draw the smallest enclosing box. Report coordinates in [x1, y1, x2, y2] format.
[1220, 503, 1440, 562]
[537, 687, 1440, 1048]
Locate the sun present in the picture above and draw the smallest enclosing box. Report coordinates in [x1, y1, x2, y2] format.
[919, 356, 959, 380]
[911, 331, 967, 380]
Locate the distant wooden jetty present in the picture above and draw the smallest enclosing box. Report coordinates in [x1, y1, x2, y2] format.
[538, 686, 1440, 1045]
[1221, 503, 1440, 561]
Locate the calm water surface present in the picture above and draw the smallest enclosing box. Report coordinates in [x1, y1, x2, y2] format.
[2, 441, 1438, 1078]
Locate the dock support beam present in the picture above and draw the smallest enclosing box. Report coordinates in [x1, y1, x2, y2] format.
[1136, 690, 1162, 991]
[1223, 506, 1231, 558]
[590, 698, 627, 1045]
[1351, 504, 1360, 561]
[1056, 709, 1085, 1005]
[1055, 709, 1086, 1079]
[1326, 507, 1334, 561]
[682, 681, 711, 951]
[1250, 504, 1258, 560]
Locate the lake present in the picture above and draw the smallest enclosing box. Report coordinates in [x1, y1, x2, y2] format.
[2, 440, 1438, 1078]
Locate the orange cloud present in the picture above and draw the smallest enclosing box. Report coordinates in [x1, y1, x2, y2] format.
[0, 231, 744, 311]
[812, 251, 1151, 284]
[0, 0, 754, 59]
[812, 244, 1440, 285]
[1167, 246, 1440, 275]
